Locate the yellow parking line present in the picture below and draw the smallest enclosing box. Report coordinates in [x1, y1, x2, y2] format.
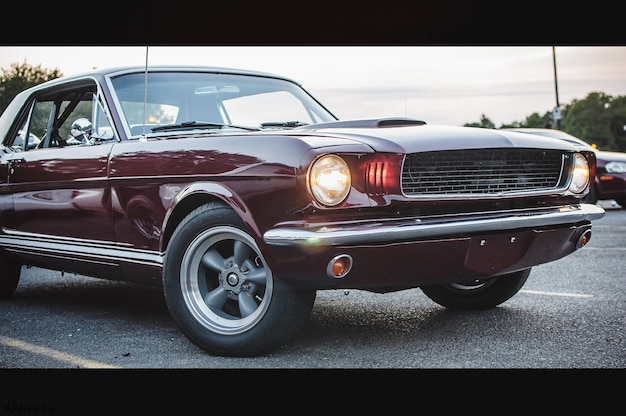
[0, 335, 121, 368]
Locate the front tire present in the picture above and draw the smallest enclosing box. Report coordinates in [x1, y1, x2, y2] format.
[163, 203, 316, 357]
[420, 268, 531, 310]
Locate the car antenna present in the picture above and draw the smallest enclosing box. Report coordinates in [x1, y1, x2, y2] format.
[140, 46, 149, 142]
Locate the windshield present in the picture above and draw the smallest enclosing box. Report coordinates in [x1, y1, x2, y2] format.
[109, 71, 337, 137]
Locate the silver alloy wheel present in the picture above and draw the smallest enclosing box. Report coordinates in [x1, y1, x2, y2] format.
[180, 226, 272, 335]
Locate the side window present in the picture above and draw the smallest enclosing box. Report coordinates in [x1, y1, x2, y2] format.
[61, 93, 93, 146]
[31, 101, 53, 140]
[13, 127, 40, 152]
[10, 100, 50, 151]
[12, 83, 117, 150]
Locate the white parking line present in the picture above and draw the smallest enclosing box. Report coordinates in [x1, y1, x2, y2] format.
[581, 247, 626, 250]
[0, 335, 121, 368]
[520, 289, 593, 298]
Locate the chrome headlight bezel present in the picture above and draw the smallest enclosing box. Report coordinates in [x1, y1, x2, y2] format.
[308, 154, 351, 207]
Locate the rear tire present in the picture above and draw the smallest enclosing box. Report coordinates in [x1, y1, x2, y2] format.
[0, 254, 21, 299]
[420, 268, 531, 310]
[163, 202, 316, 357]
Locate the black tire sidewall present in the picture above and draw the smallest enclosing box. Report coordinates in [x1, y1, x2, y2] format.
[0, 255, 21, 299]
[420, 268, 531, 310]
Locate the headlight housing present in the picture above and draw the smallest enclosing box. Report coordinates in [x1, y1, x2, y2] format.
[569, 153, 590, 194]
[605, 161, 626, 173]
[308, 154, 351, 206]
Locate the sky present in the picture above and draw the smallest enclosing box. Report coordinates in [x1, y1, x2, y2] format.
[0, 46, 625, 127]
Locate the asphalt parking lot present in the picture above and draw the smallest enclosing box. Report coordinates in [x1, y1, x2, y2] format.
[1, 200, 623, 412]
[1, 200, 623, 370]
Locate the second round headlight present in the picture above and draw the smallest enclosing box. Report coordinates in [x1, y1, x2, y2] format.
[569, 153, 590, 194]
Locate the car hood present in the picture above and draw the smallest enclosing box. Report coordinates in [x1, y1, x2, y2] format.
[292, 118, 577, 153]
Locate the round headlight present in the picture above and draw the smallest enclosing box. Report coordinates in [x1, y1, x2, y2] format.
[569, 153, 590, 194]
[308, 155, 351, 206]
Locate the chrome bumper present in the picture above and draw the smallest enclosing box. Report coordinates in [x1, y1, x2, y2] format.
[263, 203, 605, 247]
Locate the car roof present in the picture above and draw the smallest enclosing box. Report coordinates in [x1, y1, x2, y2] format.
[35, 65, 299, 89]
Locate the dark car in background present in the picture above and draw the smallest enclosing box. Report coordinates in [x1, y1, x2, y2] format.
[505, 128, 626, 208]
[0, 66, 605, 356]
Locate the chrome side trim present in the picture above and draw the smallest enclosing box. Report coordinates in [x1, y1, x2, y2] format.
[263, 203, 605, 247]
[0, 230, 163, 267]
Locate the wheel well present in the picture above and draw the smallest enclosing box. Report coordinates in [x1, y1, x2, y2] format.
[161, 194, 227, 252]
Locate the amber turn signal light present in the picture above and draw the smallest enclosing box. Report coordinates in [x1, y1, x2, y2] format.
[327, 254, 353, 278]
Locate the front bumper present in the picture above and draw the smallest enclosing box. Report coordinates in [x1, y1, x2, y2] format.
[261, 204, 605, 290]
[263, 203, 605, 247]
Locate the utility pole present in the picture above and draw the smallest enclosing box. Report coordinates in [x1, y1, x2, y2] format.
[552, 46, 562, 130]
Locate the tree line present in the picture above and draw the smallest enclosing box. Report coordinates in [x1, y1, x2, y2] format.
[2, 61, 625, 151]
[465, 92, 626, 151]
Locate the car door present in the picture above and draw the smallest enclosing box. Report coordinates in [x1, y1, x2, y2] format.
[6, 144, 114, 241]
[1, 81, 119, 277]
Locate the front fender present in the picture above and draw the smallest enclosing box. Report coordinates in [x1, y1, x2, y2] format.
[161, 181, 262, 252]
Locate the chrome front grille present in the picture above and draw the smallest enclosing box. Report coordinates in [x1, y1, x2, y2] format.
[401, 149, 568, 196]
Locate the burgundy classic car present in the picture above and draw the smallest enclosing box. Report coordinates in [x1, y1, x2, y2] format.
[0, 66, 605, 356]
